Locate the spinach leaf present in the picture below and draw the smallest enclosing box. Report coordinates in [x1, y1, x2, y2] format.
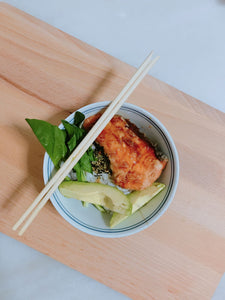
[26, 112, 95, 183]
[79, 152, 93, 173]
[73, 162, 86, 182]
[67, 135, 77, 152]
[26, 119, 67, 167]
[74, 111, 85, 127]
[62, 112, 94, 206]
[62, 119, 94, 175]
[87, 146, 95, 162]
[61, 120, 84, 141]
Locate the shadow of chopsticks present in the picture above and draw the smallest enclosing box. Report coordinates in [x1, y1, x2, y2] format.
[2, 67, 115, 227]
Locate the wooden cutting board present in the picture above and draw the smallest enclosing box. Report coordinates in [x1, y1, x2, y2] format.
[1, 3, 225, 299]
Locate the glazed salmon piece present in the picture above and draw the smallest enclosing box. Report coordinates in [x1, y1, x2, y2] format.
[83, 113, 167, 190]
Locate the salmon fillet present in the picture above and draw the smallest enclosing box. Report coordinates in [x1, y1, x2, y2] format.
[83, 113, 167, 190]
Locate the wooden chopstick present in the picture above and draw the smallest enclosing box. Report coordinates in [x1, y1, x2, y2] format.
[13, 52, 159, 236]
[13, 51, 156, 233]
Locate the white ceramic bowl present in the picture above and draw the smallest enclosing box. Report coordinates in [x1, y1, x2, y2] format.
[43, 101, 179, 238]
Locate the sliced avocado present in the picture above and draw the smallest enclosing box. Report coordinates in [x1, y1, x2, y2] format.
[59, 181, 132, 215]
[110, 182, 165, 228]
[128, 182, 165, 212]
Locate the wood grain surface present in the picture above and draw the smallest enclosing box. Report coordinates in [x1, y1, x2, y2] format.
[1, 3, 225, 299]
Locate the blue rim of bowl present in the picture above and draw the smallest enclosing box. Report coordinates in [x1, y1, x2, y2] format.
[43, 102, 179, 237]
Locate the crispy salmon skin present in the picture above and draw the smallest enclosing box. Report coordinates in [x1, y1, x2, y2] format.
[83, 113, 167, 190]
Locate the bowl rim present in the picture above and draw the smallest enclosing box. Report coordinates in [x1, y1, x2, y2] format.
[43, 101, 179, 238]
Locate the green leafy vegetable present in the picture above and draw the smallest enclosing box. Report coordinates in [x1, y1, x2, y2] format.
[61, 120, 85, 141]
[87, 147, 95, 162]
[79, 152, 93, 173]
[26, 119, 67, 167]
[26, 111, 95, 185]
[61, 119, 94, 178]
[73, 162, 86, 182]
[74, 111, 85, 127]
[93, 204, 106, 212]
[67, 135, 77, 152]
[82, 201, 89, 207]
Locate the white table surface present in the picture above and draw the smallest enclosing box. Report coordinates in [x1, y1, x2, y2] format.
[1, 1, 225, 299]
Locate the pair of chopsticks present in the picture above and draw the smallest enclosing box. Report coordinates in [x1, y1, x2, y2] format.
[13, 51, 159, 236]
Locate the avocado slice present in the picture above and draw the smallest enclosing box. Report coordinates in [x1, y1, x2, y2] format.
[59, 181, 132, 215]
[110, 182, 165, 228]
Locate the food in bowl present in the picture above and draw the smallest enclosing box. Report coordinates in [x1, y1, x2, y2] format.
[83, 113, 167, 190]
[26, 105, 168, 228]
